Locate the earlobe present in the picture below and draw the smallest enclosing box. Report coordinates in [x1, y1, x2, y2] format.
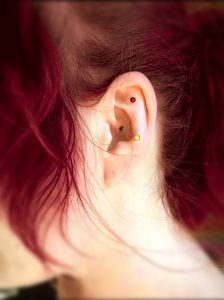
[96, 71, 157, 188]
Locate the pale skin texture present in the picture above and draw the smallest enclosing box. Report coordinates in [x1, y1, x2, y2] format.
[0, 3, 224, 298]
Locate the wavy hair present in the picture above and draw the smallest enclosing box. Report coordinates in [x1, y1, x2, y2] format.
[0, 1, 224, 268]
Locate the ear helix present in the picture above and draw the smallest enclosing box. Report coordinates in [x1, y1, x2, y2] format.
[118, 97, 141, 142]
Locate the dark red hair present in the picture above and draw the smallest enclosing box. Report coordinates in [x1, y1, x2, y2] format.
[0, 1, 224, 267]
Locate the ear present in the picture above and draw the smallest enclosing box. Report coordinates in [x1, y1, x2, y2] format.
[94, 71, 158, 188]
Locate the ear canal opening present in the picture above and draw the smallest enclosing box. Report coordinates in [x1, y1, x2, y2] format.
[107, 107, 133, 152]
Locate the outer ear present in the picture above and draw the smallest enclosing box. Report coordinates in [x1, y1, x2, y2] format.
[94, 71, 157, 188]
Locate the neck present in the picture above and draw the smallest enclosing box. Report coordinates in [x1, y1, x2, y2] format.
[57, 194, 224, 298]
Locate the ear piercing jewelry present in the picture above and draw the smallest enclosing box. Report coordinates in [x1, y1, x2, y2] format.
[118, 125, 125, 132]
[118, 97, 140, 141]
[134, 134, 141, 141]
[130, 97, 136, 103]
[118, 125, 140, 142]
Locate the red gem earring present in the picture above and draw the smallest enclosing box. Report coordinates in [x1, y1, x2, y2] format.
[130, 97, 136, 103]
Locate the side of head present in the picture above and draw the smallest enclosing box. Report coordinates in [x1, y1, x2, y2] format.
[0, 1, 224, 286]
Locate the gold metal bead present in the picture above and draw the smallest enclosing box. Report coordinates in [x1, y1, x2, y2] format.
[134, 134, 141, 141]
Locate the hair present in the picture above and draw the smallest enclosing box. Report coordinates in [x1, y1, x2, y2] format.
[0, 1, 224, 268]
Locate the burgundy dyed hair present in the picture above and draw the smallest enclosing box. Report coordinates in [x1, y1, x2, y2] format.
[0, 1, 224, 267]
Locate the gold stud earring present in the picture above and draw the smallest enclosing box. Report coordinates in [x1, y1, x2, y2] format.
[119, 125, 140, 142]
[134, 134, 141, 141]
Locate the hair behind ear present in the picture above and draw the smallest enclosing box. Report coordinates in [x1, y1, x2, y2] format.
[165, 8, 224, 267]
[0, 1, 80, 263]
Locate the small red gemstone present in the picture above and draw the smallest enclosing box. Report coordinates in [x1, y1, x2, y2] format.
[130, 97, 136, 103]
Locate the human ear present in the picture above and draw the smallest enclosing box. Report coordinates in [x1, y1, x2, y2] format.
[94, 71, 157, 188]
